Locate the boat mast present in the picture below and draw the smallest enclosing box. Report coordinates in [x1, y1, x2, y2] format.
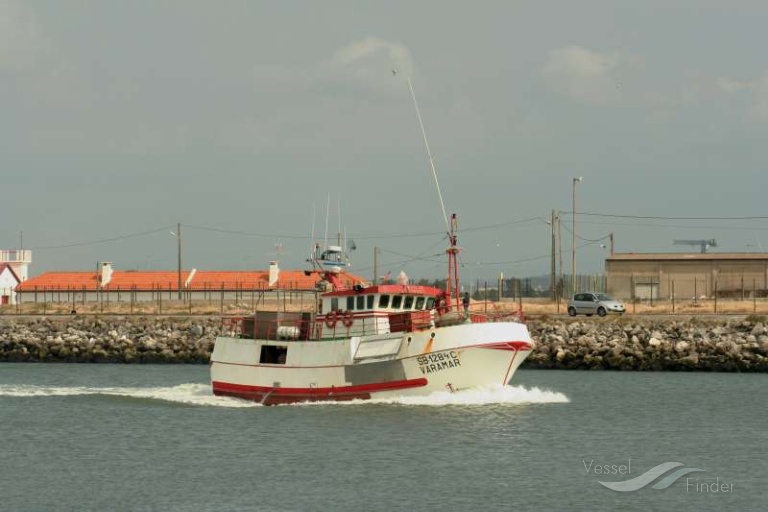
[447, 214, 460, 310]
[401, 71, 460, 310]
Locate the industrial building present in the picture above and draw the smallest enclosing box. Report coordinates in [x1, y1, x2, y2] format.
[606, 253, 768, 300]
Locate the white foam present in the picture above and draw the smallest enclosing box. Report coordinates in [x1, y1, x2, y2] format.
[292, 384, 570, 407]
[0, 383, 261, 408]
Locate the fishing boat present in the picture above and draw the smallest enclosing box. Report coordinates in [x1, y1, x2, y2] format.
[210, 214, 534, 405]
[209, 73, 535, 404]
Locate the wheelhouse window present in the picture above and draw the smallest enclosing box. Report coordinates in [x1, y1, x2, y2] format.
[356, 295, 365, 310]
[331, 298, 339, 311]
[379, 295, 390, 308]
[426, 297, 436, 309]
[404, 296, 414, 309]
[415, 297, 425, 309]
[366, 295, 374, 309]
[391, 295, 403, 309]
[347, 296, 355, 310]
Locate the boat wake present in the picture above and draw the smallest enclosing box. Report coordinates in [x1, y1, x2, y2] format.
[0, 383, 259, 408]
[0, 383, 568, 408]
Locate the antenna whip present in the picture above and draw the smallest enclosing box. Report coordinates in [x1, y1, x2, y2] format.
[404, 74, 450, 234]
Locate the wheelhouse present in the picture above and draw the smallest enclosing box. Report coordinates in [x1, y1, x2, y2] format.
[320, 284, 441, 315]
[314, 284, 444, 340]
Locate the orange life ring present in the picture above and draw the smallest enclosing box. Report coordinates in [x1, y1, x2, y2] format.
[341, 311, 354, 328]
[325, 311, 338, 329]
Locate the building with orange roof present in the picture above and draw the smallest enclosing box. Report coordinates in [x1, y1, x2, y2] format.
[14, 261, 366, 305]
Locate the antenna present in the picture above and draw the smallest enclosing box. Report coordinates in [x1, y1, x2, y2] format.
[323, 193, 330, 252]
[308, 204, 316, 262]
[397, 70, 450, 233]
[337, 196, 342, 246]
[395, 69, 460, 310]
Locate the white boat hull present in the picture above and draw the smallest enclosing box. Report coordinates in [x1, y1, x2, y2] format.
[211, 321, 534, 405]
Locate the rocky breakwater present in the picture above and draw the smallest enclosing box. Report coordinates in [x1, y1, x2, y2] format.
[2, 315, 768, 371]
[0, 316, 220, 363]
[525, 317, 768, 371]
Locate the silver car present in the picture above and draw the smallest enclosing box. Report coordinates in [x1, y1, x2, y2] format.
[567, 292, 626, 317]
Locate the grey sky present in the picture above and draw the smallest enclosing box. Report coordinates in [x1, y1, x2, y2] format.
[3, 0, 768, 282]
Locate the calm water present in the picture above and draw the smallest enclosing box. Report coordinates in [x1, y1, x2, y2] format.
[0, 364, 764, 512]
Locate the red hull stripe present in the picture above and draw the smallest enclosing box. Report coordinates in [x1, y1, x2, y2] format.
[212, 377, 428, 405]
[478, 341, 534, 351]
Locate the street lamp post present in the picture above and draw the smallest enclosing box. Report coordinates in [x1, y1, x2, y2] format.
[572, 177, 582, 294]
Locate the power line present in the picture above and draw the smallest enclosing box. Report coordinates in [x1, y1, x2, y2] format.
[31, 209, 758, 258]
[185, 224, 310, 239]
[457, 216, 546, 233]
[30, 226, 175, 250]
[577, 219, 768, 231]
[558, 222, 613, 243]
[567, 212, 768, 221]
[187, 217, 545, 241]
[378, 248, 444, 263]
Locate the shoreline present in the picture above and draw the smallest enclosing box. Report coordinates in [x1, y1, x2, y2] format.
[1, 315, 766, 371]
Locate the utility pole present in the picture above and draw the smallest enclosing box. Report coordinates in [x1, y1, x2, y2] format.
[550, 210, 556, 302]
[177, 222, 182, 300]
[373, 246, 380, 284]
[610, 232, 614, 256]
[571, 177, 582, 294]
[558, 214, 563, 301]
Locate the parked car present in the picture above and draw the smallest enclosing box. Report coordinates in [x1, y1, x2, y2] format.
[568, 292, 626, 317]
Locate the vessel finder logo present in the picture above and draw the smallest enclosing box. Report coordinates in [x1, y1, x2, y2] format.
[584, 460, 705, 492]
